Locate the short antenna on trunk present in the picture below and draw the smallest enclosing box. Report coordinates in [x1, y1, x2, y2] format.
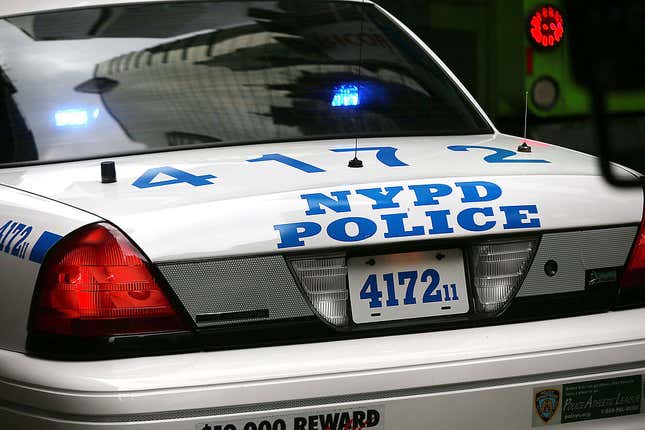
[348, 137, 363, 168]
[517, 91, 532, 153]
[101, 161, 117, 183]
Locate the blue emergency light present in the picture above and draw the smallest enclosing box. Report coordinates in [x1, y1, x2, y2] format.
[331, 84, 360, 107]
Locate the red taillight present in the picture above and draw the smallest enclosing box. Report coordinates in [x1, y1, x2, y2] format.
[621, 213, 645, 289]
[30, 223, 189, 337]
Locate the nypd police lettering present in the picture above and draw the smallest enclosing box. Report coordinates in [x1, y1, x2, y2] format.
[247, 147, 407, 174]
[132, 143, 552, 190]
[447, 145, 550, 164]
[0, 219, 33, 260]
[273, 181, 541, 249]
[133, 166, 217, 189]
[0, 219, 62, 264]
[329, 146, 408, 167]
[247, 154, 326, 173]
[133, 146, 409, 189]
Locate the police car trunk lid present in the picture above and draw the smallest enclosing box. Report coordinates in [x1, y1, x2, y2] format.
[0, 134, 641, 262]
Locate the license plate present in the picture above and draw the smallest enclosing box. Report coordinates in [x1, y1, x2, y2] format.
[348, 249, 469, 324]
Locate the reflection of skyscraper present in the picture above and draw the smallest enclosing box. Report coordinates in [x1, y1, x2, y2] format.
[92, 25, 358, 147]
[0, 66, 37, 163]
[87, 1, 432, 148]
[96, 25, 305, 146]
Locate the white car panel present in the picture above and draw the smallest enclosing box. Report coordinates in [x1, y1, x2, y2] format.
[0, 185, 100, 351]
[1, 309, 645, 427]
[0, 1, 643, 429]
[2, 386, 645, 429]
[0, 135, 640, 262]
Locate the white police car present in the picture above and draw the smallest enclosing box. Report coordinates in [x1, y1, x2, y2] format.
[1, 0, 644, 428]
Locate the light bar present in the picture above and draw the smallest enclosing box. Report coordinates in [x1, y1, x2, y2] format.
[470, 238, 539, 313]
[290, 254, 349, 327]
[331, 84, 359, 107]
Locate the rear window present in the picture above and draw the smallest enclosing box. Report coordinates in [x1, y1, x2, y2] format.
[0, 0, 492, 166]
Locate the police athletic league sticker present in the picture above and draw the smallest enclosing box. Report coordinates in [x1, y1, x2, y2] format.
[197, 405, 384, 430]
[532, 375, 644, 426]
[534, 388, 560, 424]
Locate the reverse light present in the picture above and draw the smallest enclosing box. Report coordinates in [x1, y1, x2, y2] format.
[290, 254, 349, 327]
[30, 223, 189, 337]
[470, 238, 538, 313]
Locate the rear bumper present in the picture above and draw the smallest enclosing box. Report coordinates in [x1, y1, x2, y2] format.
[2, 309, 645, 429]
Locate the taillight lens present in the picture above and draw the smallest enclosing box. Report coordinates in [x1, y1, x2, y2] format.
[470, 238, 538, 313]
[30, 223, 189, 337]
[621, 214, 645, 289]
[290, 254, 349, 327]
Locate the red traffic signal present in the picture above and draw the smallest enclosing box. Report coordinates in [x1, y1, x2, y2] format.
[529, 5, 565, 48]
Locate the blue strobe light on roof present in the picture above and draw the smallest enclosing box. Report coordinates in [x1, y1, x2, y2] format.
[331, 84, 359, 107]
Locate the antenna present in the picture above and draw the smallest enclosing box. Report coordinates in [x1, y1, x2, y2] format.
[517, 91, 531, 152]
[348, 1, 365, 168]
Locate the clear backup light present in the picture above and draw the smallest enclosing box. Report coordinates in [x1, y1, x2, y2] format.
[470, 238, 539, 314]
[289, 255, 349, 327]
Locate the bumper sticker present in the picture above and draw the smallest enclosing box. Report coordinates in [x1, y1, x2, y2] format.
[197, 405, 384, 430]
[532, 375, 643, 426]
